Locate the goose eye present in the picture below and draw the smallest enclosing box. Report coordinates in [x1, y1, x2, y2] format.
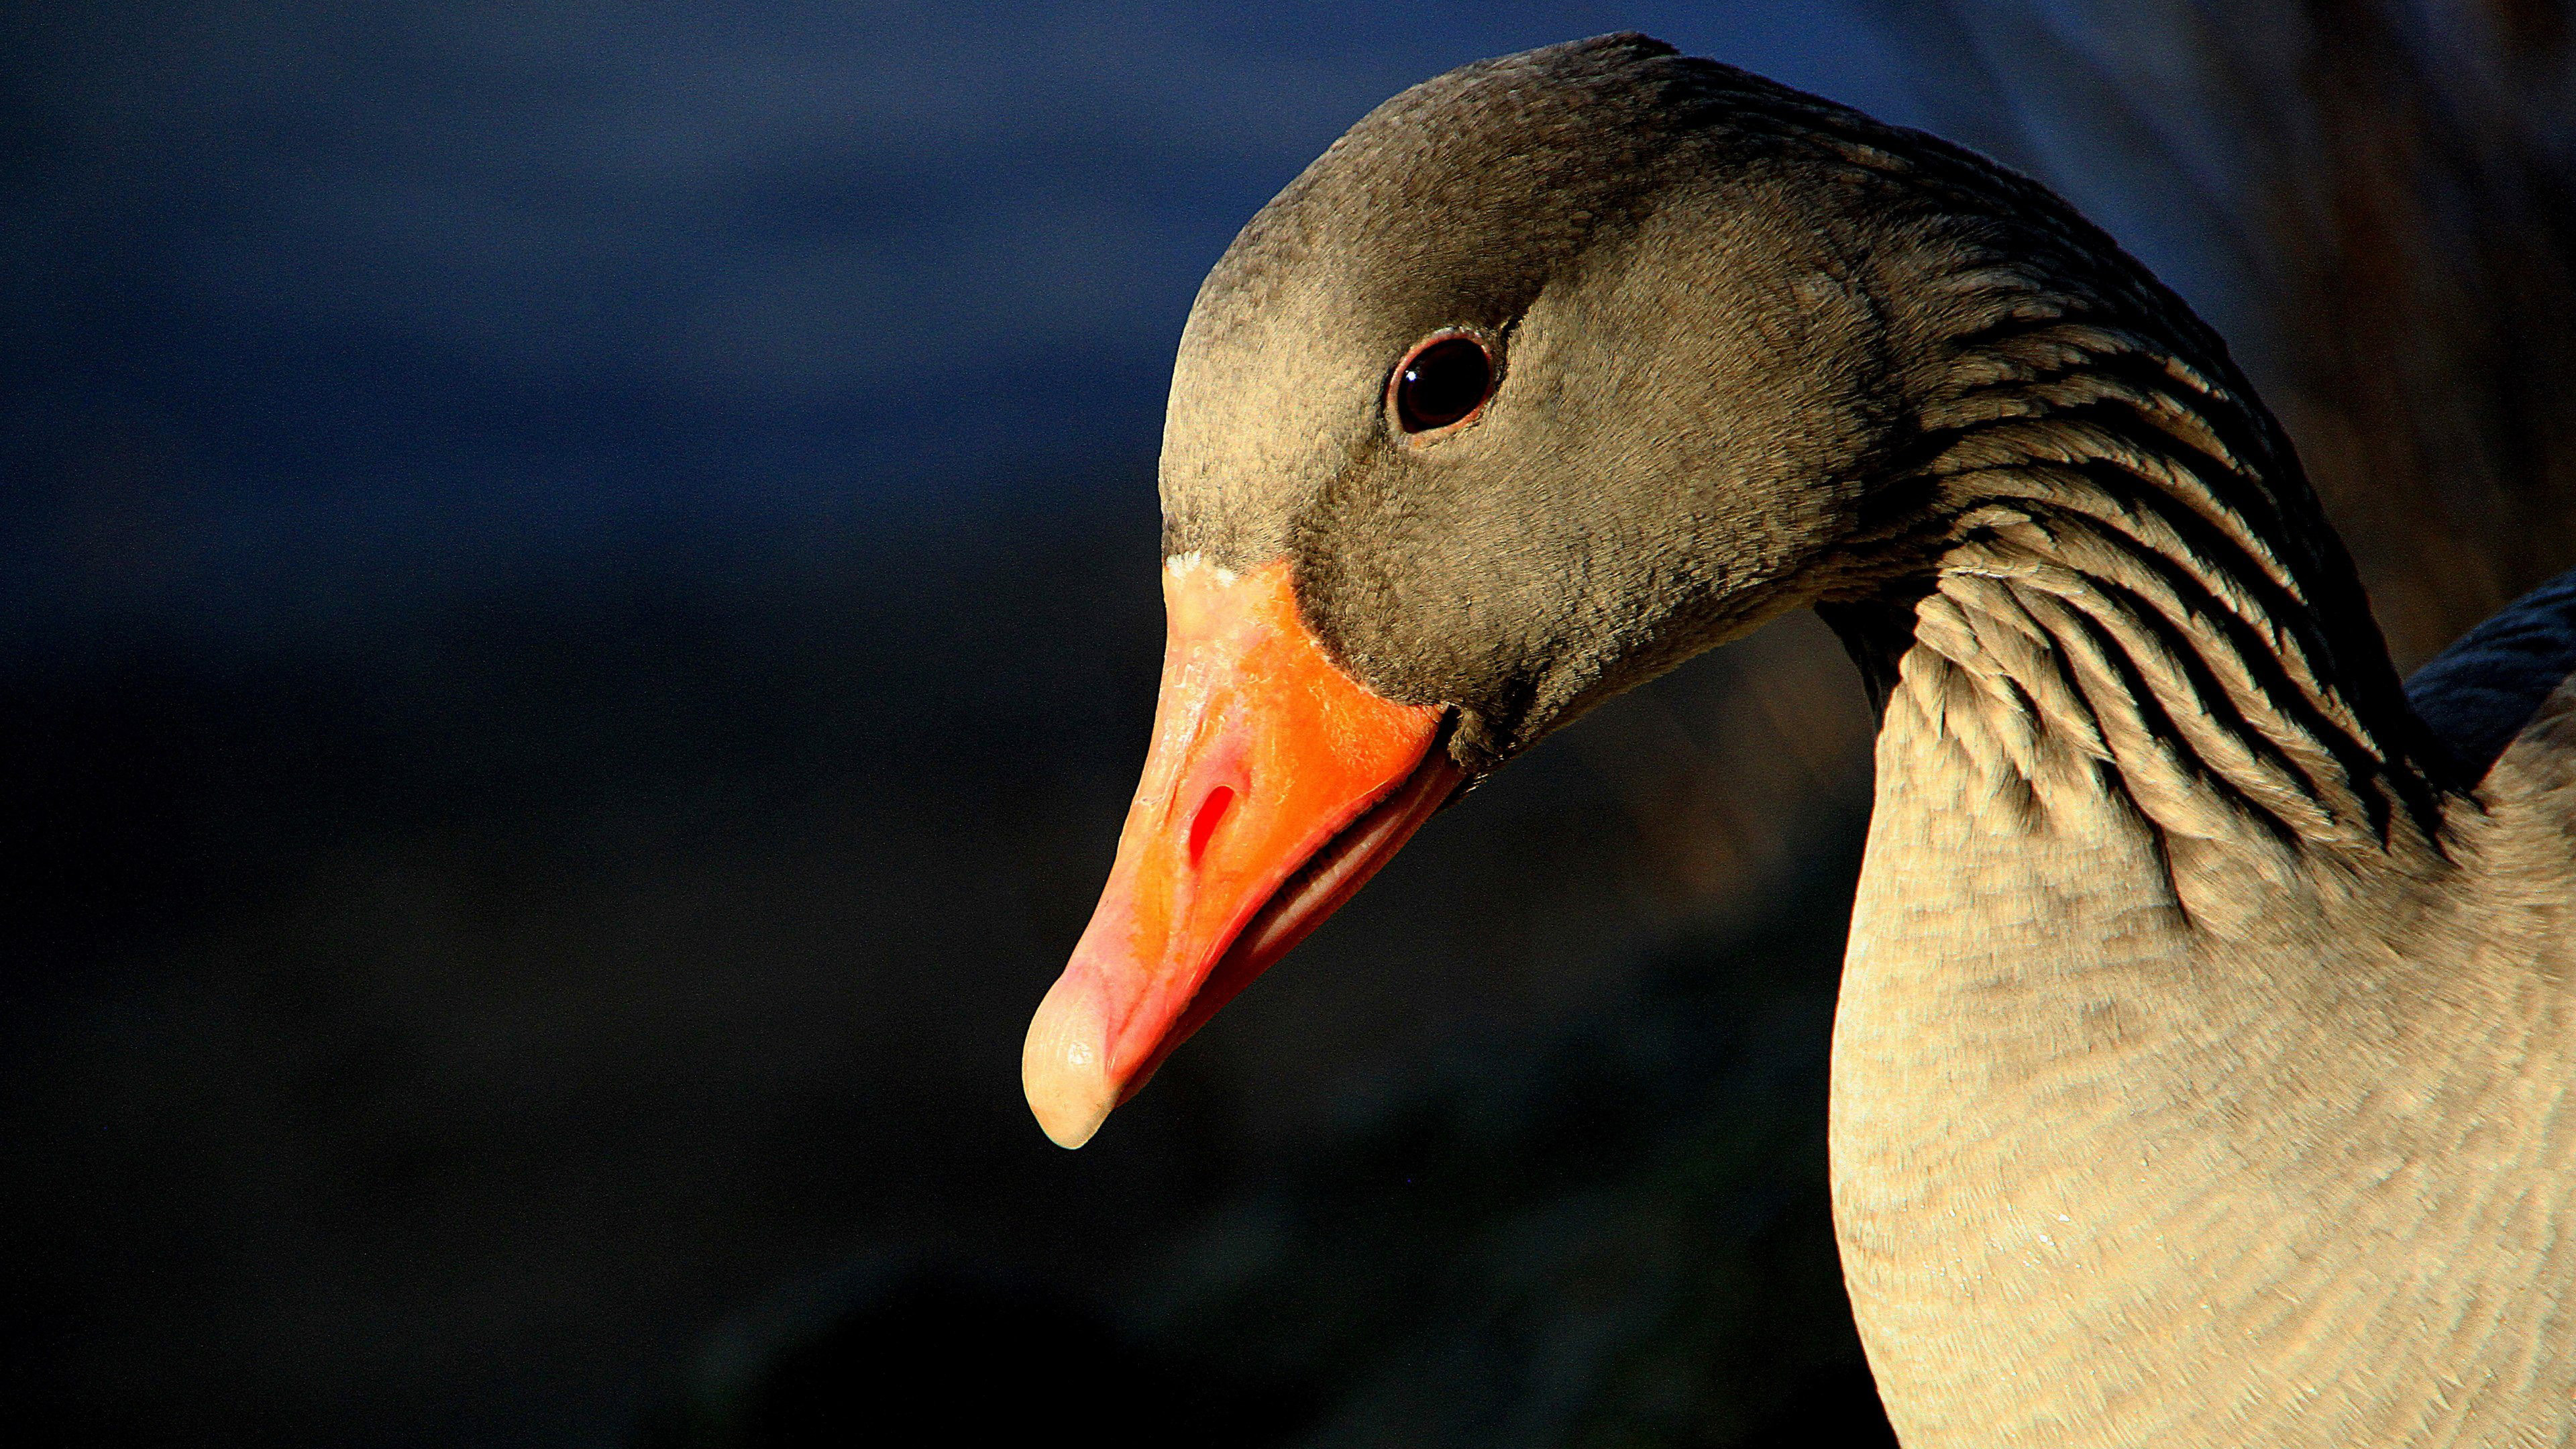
[1391, 333, 1495, 435]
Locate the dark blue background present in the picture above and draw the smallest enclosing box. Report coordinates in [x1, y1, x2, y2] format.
[2, 3, 1964, 651]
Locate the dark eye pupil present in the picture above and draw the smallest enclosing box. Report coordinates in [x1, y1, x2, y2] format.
[1395, 336, 1493, 433]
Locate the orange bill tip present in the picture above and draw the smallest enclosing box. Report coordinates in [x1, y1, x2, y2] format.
[1022, 555, 1459, 1149]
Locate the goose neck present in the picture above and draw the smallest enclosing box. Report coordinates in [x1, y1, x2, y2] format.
[1831, 313, 2454, 875]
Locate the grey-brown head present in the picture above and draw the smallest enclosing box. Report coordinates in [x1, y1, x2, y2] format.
[1161, 32, 2204, 767]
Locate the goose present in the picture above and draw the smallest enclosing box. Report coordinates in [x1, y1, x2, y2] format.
[1020, 34, 2576, 1447]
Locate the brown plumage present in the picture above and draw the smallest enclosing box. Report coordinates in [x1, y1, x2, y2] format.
[1086, 32, 2576, 1446]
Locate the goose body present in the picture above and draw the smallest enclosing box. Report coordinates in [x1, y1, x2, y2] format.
[1022, 35, 2576, 1446]
[1835, 560, 2576, 1444]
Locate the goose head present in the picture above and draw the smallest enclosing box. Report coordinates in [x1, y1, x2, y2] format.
[1023, 32, 2131, 1146]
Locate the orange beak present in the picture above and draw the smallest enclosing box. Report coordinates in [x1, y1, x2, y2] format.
[1022, 556, 1463, 1148]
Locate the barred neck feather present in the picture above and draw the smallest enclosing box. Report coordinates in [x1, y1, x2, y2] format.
[1828, 286, 2454, 881]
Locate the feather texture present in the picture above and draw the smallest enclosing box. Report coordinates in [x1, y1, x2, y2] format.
[2409, 566, 2576, 780]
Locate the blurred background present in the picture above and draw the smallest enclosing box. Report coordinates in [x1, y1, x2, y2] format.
[6, 3, 2574, 1445]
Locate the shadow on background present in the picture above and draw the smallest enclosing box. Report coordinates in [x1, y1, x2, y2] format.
[0, 467, 1880, 1446]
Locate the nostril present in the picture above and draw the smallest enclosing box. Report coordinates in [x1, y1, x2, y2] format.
[1188, 786, 1236, 867]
